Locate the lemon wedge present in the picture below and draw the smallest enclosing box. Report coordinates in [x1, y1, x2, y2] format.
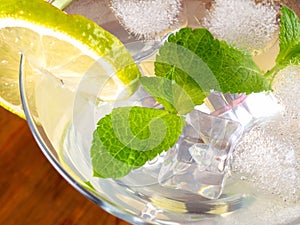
[0, 0, 140, 118]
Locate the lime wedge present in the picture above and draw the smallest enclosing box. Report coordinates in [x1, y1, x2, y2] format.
[0, 0, 140, 118]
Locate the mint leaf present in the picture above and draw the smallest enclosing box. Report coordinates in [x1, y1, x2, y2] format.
[140, 76, 195, 114]
[276, 5, 300, 67]
[91, 106, 185, 179]
[264, 5, 300, 84]
[155, 28, 270, 106]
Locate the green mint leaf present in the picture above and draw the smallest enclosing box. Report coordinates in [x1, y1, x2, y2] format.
[140, 76, 195, 114]
[91, 106, 185, 179]
[155, 28, 269, 106]
[276, 5, 300, 67]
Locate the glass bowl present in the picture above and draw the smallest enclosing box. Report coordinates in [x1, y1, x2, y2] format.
[19, 0, 300, 224]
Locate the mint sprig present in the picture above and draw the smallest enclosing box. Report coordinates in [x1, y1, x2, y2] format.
[265, 5, 300, 83]
[90, 5, 299, 179]
[155, 28, 270, 105]
[277, 5, 300, 66]
[91, 106, 184, 179]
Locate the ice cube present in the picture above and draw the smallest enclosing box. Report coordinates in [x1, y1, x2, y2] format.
[272, 66, 300, 115]
[202, 0, 279, 51]
[189, 143, 213, 170]
[201, 91, 282, 131]
[232, 66, 300, 202]
[232, 115, 300, 202]
[110, 0, 183, 40]
[158, 110, 243, 199]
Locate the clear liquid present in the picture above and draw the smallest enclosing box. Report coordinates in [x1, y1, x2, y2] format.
[58, 118, 300, 225]
[52, 65, 300, 225]
[45, 0, 300, 224]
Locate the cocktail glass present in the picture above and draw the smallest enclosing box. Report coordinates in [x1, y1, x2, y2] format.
[19, 0, 300, 224]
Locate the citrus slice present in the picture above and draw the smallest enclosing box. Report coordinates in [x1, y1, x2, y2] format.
[0, 0, 141, 118]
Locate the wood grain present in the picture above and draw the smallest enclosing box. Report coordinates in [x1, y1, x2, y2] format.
[0, 107, 131, 225]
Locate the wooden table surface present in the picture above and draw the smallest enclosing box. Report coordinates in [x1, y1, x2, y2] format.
[0, 107, 131, 225]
